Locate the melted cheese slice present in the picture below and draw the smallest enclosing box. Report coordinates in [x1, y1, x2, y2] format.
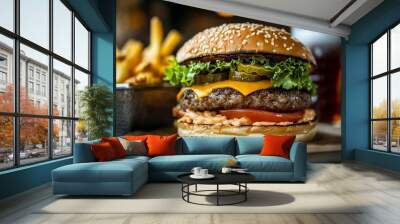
[177, 80, 273, 100]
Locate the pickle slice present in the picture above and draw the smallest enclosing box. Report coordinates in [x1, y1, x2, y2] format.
[194, 73, 228, 84]
[229, 71, 266, 82]
[237, 63, 272, 76]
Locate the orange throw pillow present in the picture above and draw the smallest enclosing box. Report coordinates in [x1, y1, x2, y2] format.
[260, 135, 296, 159]
[124, 135, 148, 141]
[146, 134, 177, 157]
[91, 142, 117, 161]
[101, 137, 127, 158]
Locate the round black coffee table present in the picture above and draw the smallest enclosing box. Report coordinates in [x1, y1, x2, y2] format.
[177, 173, 255, 206]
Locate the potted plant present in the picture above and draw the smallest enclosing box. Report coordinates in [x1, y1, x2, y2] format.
[79, 84, 113, 140]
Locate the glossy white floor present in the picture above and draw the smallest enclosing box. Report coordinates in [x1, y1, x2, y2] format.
[1, 162, 400, 224]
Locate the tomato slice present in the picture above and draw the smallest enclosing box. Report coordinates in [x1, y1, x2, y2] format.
[220, 109, 304, 123]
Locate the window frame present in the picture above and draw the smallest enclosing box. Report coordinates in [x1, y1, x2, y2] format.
[370, 20, 400, 154]
[0, 0, 92, 171]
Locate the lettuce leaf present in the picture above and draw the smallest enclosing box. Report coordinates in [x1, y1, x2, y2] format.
[164, 56, 316, 95]
[271, 58, 316, 95]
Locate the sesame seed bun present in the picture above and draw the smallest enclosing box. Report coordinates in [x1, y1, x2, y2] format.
[176, 23, 316, 65]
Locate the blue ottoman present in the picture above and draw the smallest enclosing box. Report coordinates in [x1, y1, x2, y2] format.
[52, 157, 148, 196]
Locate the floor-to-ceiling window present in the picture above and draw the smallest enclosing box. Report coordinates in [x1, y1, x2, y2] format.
[0, 0, 91, 170]
[370, 22, 400, 153]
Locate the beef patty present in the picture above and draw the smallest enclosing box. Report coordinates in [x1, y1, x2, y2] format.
[179, 88, 311, 112]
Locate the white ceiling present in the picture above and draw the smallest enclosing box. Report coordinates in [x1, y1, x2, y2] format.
[164, 0, 384, 38]
[228, 0, 352, 22]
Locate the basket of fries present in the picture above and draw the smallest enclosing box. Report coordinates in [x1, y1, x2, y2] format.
[116, 17, 182, 87]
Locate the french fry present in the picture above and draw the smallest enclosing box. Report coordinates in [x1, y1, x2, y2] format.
[118, 16, 181, 86]
[121, 39, 136, 55]
[117, 41, 143, 83]
[135, 17, 163, 73]
[150, 17, 163, 53]
[125, 40, 143, 60]
[125, 71, 150, 85]
[116, 48, 121, 59]
[126, 41, 144, 74]
[134, 47, 151, 73]
[161, 30, 182, 56]
[117, 62, 131, 83]
[124, 76, 139, 85]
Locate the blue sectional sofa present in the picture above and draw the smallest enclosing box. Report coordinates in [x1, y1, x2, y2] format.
[52, 136, 307, 196]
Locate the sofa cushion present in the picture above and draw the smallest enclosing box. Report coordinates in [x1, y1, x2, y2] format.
[260, 135, 295, 159]
[53, 158, 147, 183]
[147, 134, 177, 157]
[101, 137, 127, 158]
[91, 142, 118, 161]
[52, 157, 149, 196]
[53, 163, 132, 183]
[118, 138, 147, 156]
[236, 136, 263, 155]
[149, 154, 235, 172]
[180, 136, 235, 155]
[236, 155, 293, 172]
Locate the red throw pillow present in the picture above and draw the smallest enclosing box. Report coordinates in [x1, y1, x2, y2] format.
[101, 137, 127, 158]
[146, 134, 177, 157]
[124, 135, 148, 141]
[91, 142, 117, 161]
[260, 135, 296, 159]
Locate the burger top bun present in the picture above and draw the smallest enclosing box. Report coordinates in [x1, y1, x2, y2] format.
[176, 23, 316, 65]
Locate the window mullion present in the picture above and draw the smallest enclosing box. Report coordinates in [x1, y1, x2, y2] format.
[387, 30, 391, 152]
[13, 0, 21, 167]
[48, 0, 54, 160]
[88, 31, 91, 74]
[370, 45, 373, 149]
[71, 10, 76, 155]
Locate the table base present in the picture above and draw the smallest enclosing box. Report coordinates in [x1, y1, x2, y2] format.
[181, 183, 249, 206]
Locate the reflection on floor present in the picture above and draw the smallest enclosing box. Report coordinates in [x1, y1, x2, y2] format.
[1, 162, 400, 224]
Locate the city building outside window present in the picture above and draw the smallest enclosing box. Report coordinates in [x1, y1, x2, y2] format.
[35, 83, 40, 95]
[0, 71, 7, 86]
[0, 54, 7, 90]
[41, 73, 46, 83]
[28, 66, 34, 79]
[28, 81, 34, 94]
[0, 0, 91, 170]
[54, 89, 58, 102]
[35, 70, 41, 82]
[0, 54, 7, 67]
[41, 85, 46, 97]
[370, 22, 400, 154]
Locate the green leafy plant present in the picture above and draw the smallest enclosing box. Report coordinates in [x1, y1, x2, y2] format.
[79, 84, 113, 140]
[164, 57, 316, 95]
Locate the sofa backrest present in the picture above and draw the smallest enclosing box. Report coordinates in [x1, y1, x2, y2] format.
[73, 139, 100, 163]
[235, 136, 264, 155]
[74, 136, 266, 162]
[178, 136, 236, 155]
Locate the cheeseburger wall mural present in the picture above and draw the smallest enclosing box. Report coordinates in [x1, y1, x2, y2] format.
[167, 23, 317, 136]
[116, 0, 342, 160]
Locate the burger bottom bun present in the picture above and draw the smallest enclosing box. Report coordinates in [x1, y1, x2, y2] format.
[177, 121, 317, 137]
